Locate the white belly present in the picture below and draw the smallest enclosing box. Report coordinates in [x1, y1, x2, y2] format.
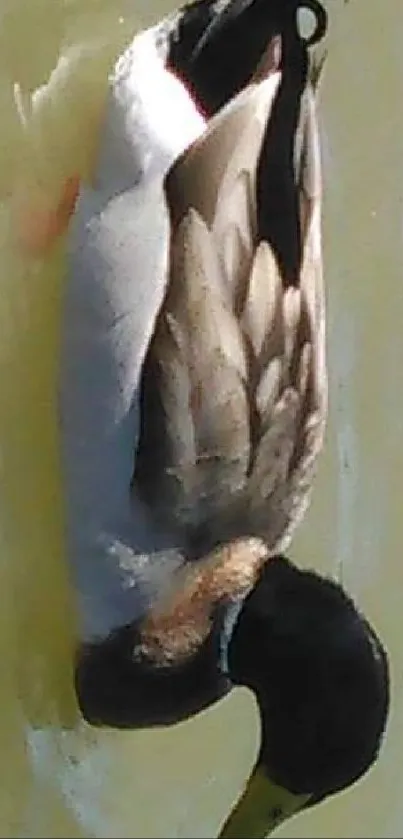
[61, 26, 205, 640]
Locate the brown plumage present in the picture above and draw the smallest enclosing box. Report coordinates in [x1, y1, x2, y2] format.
[74, 11, 389, 827]
[134, 69, 326, 569]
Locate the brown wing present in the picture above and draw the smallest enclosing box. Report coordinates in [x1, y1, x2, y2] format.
[134, 71, 327, 557]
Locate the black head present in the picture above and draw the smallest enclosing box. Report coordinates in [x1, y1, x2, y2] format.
[228, 556, 390, 802]
[167, 0, 327, 117]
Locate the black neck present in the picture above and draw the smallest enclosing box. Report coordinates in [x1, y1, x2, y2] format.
[226, 556, 389, 799]
[167, 0, 327, 117]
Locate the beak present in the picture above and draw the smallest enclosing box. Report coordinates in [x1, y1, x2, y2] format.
[219, 764, 310, 838]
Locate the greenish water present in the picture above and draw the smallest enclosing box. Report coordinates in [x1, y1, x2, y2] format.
[0, 1, 401, 836]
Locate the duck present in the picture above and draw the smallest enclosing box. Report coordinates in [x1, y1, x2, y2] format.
[17, 0, 389, 836]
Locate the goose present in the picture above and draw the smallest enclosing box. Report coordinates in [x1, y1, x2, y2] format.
[17, 1, 389, 836]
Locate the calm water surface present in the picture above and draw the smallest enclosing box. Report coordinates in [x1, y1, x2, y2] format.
[0, 1, 402, 836]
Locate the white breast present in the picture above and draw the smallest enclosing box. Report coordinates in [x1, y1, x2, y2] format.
[61, 26, 206, 641]
[94, 27, 206, 196]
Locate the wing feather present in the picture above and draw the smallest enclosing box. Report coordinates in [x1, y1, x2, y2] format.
[241, 241, 282, 358]
[134, 72, 327, 556]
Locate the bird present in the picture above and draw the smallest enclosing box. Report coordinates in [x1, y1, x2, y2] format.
[19, 0, 389, 836]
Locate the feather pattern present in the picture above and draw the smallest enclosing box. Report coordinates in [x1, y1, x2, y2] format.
[134, 68, 326, 558]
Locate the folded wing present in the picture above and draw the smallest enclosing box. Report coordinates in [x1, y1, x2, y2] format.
[134, 69, 327, 557]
